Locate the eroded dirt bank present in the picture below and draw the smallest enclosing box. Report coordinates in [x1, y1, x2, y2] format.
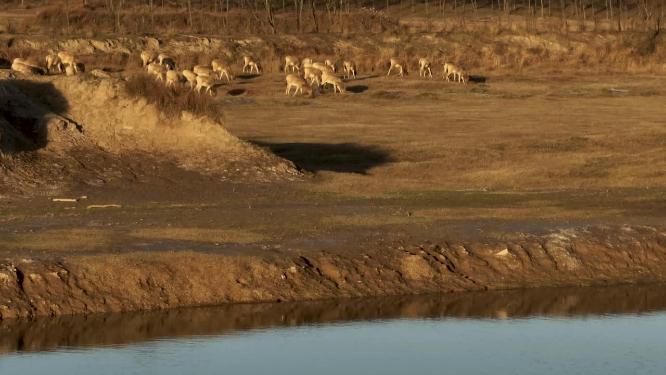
[3, 284, 666, 353]
[1, 225, 664, 320]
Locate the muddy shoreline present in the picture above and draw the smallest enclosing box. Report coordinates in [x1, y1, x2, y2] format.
[4, 283, 666, 353]
[1, 225, 664, 320]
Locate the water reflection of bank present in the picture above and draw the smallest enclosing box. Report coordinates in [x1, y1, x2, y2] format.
[1, 283, 665, 354]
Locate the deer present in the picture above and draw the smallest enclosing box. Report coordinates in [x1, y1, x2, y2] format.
[157, 53, 176, 70]
[242, 55, 260, 74]
[140, 50, 157, 67]
[211, 59, 234, 81]
[182, 69, 198, 89]
[342, 60, 357, 79]
[165, 70, 180, 88]
[324, 59, 336, 73]
[11, 58, 45, 75]
[195, 75, 217, 96]
[443, 63, 467, 84]
[147, 62, 166, 81]
[311, 62, 334, 74]
[387, 58, 406, 77]
[321, 71, 345, 94]
[45, 54, 64, 74]
[418, 58, 433, 78]
[303, 66, 322, 86]
[285, 74, 311, 96]
[284, 55, 300, 73]
[57, 52, 79, 73]
[193, 65, 213, 77]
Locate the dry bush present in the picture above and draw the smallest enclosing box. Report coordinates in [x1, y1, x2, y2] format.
[78, 52, 132, 73]
[1, 44, 44, 66]
[124, 73, 223, 122]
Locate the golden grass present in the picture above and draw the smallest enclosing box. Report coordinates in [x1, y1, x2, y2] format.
[124, 73, 223, 121]
[322, 214, 429, 227]
[0, 229, 113, 251]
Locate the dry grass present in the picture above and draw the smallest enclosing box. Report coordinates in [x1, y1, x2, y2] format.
[124, 73, 223, 121]
[413, 207, 625, 221]
[223, 73, 666, 194]
[129, 228, 265, 244]
[0, 229, 113, 251]
[322, 214, 428, 227]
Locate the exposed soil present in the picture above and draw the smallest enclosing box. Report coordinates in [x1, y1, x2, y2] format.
[1, 36, 665, 320]
[3, 284, 666, 353]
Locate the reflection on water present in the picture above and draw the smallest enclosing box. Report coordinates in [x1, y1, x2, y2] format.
[1, 284, 666, 354]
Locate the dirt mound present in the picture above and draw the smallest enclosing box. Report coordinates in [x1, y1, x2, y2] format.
[0, 73, 298, 195]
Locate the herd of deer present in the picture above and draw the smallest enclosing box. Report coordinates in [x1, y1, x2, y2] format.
[282, 56, 467, 96]
[10, 51, 82, 76]
[8, 50, 468, 96]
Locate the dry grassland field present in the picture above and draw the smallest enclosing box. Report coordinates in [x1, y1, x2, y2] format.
[0, 0, 665, 319]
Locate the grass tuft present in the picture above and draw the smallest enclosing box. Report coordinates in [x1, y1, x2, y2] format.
[124, 73, 223, 121]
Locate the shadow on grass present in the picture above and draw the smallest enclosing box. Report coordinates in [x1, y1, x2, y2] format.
[236, 73, 261, 80]
[469, 75, 487, 83]
[227, 88, 247, 96]
[346, 85, 368, 93]
[252, 141, 392, 174]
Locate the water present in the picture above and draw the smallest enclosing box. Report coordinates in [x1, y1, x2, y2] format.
[1, 285, 666, 375]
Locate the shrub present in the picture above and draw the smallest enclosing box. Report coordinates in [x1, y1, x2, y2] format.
[124, 73, 223, 122]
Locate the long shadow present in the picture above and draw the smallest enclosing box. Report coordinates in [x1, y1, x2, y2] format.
[0, 58, 11, 69]
[347, 85, 368, 93]
[236, 73, 261, 80]
[227, 88, 247, 96]
[469, 75, 487, 83]
[252, 141, 392, 174]
[0, 79, 70, 153]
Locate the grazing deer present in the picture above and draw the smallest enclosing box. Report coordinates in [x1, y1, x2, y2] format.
[242, 56, 260, 74]
[321, 71, 345, 94]
[285, 74, 310, 96]
[387, 58, 405, 77]
[45, 53, 64, 74]
[58, 52, 79, 73]
[140, 50, 157, 67]
[195, 75, 217, 96]
[324, 59, 336, 73]
[303, 67, 322, 86]
[165, 70, 180, 88]
[443, 63, 466, 84]
[147, 62, 166, 81]
[212, 59, 234, 81]
[343, 60, 357, 79]
[301, 58, 313, 69]
[284, 55, 300, 73]
[418, 58, 433, 78]
[182, 69, 198, 89]
[193, 65, 213, 77]
[311, 62, 334, 74]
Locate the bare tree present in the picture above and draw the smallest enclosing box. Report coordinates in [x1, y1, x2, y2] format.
[294, 0, 304, 31]
[265, 0, 277, 33]
[311, 0, 319, 32]
[108, 0, 124, 33]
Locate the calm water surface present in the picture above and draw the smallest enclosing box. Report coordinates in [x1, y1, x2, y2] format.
[1, 285, 666, 375]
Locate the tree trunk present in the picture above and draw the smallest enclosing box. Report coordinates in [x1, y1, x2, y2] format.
[311, 0, 319, 32]
[65, 0, 70, 30]
[187, 0, 193, 28]
[265, 0, 277, 33]
[294, 0, 301, 31]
